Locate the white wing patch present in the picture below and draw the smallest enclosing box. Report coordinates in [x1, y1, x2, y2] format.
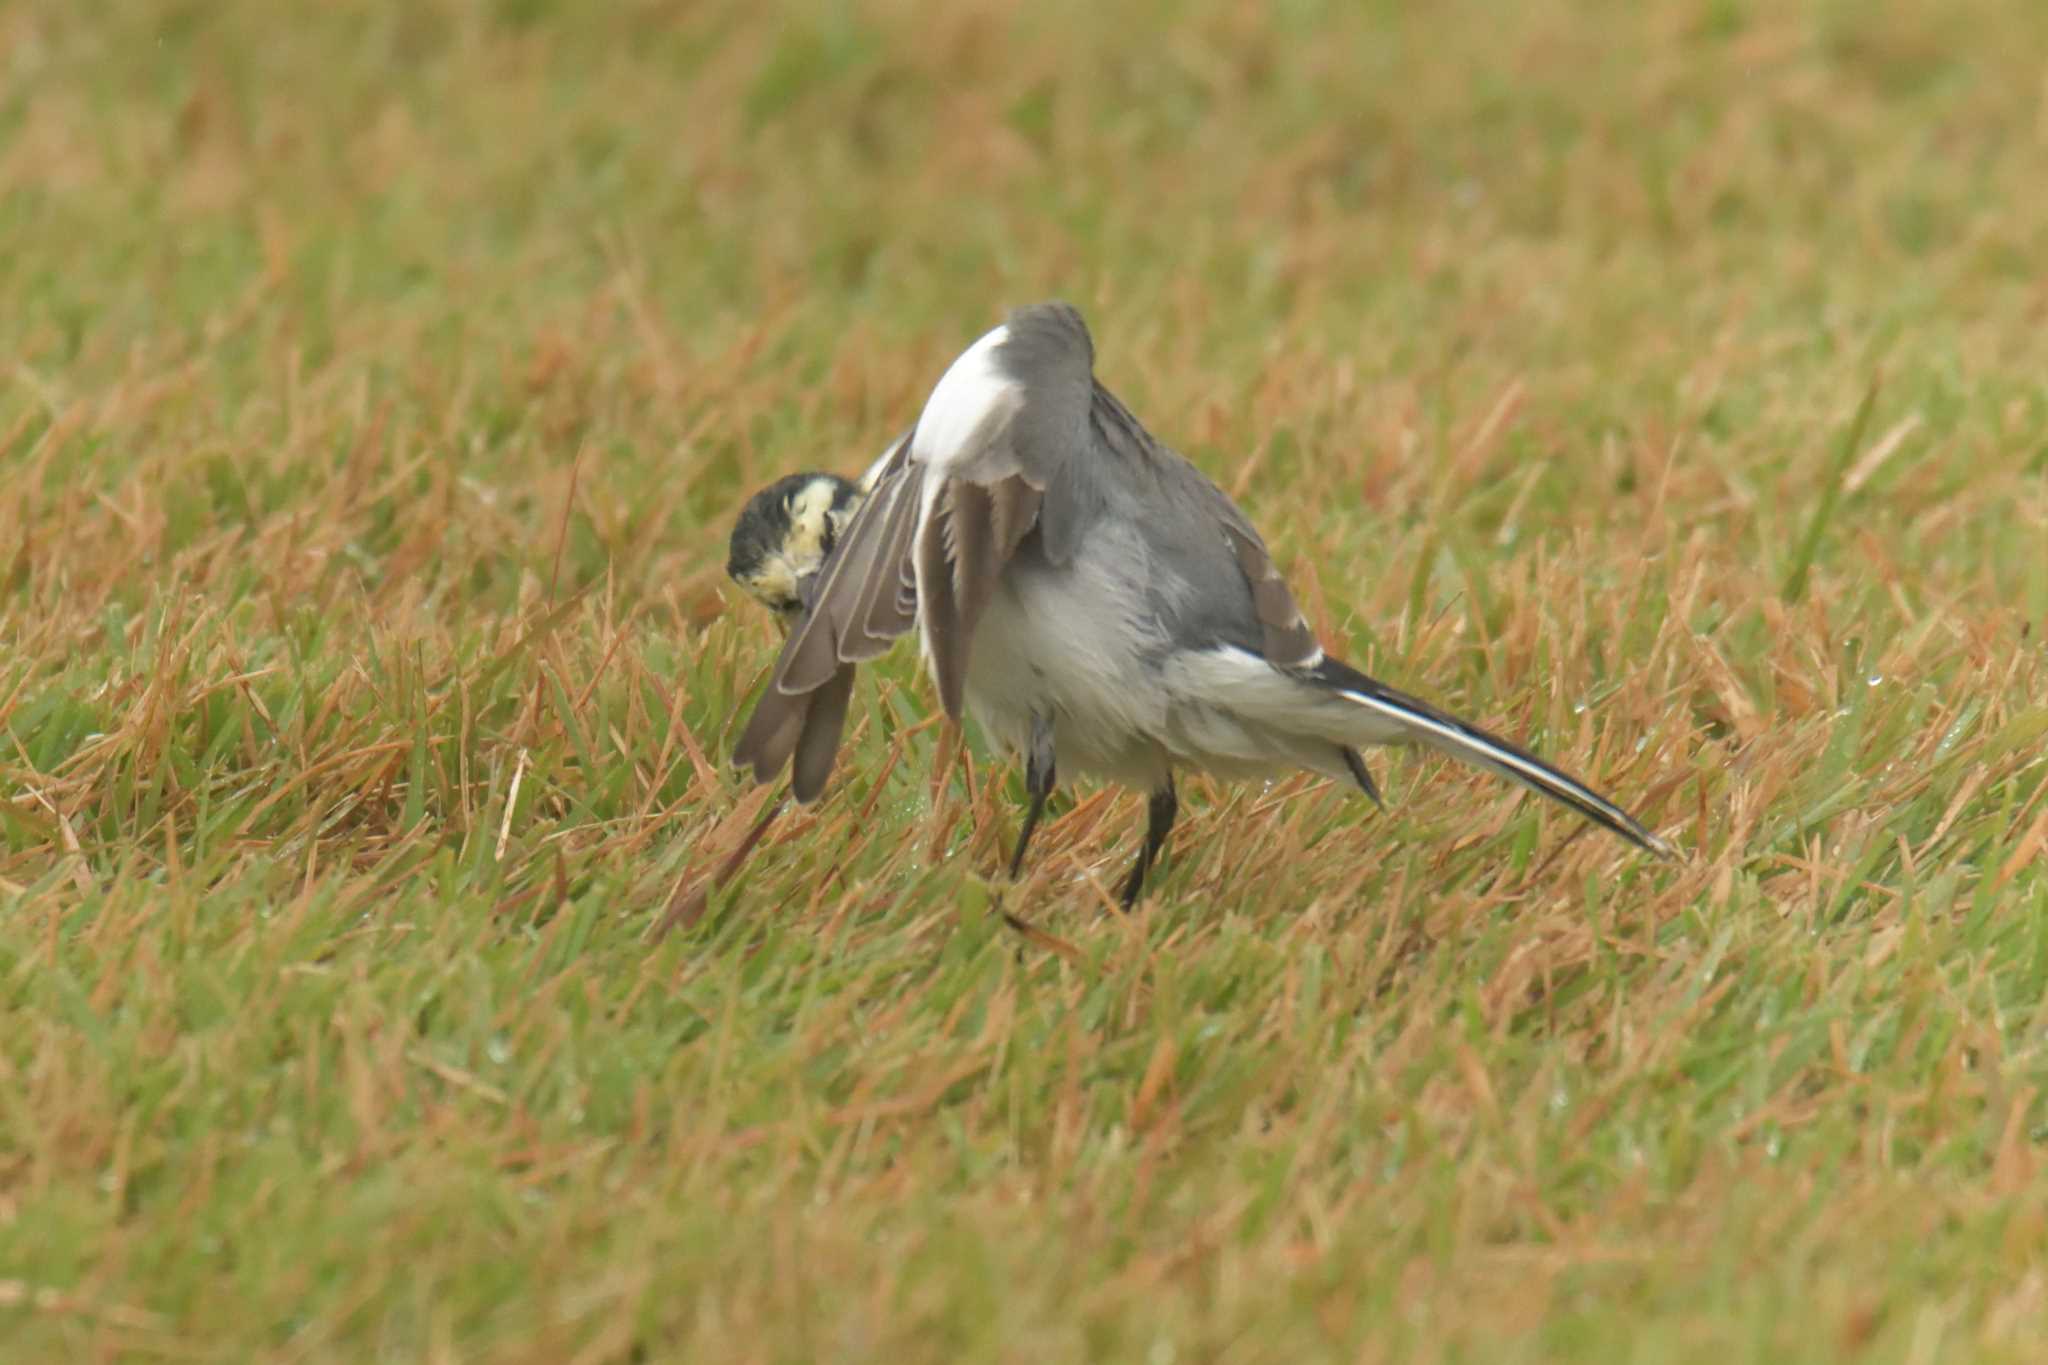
[910, 323, 1021, 476]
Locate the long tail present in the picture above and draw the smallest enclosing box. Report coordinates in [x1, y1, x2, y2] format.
[1310, 657, 1674, 858]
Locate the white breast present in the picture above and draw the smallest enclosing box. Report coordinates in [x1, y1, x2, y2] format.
[956, 523, 1176, 790]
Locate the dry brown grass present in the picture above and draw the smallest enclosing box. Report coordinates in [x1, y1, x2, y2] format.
[3, 0, 2046, 1360]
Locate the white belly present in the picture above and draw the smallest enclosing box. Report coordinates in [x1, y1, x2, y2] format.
[958, 540, 1174, 789]
[945, 526, 1350, 791]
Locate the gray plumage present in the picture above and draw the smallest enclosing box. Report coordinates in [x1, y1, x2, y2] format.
[732, 302, 1672, 904]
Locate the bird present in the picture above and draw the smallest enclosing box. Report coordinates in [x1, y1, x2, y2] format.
[726, 302, 1673, 909]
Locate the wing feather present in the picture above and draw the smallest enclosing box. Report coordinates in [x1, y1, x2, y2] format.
[731, 672, 811, 788]
[777, 458, 920, 695]
[845, 464, 925, 656]
[1220, 522, 1322, 669]
[789, 663, 856, 803]
[916, 475, 1043, 720]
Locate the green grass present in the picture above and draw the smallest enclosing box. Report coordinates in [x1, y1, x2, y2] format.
[4, 0, 2048, 1359]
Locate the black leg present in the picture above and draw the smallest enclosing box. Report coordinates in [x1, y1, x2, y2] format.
[1119, 777, 1178, 910]
[1008, 713, 1056, 881]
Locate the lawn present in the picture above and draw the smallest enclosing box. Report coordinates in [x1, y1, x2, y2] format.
[3, 0, 2047, 1360]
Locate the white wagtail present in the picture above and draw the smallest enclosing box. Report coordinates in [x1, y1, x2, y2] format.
[726, 302, 1673, 908]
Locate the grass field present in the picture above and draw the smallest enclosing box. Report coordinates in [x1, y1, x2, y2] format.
[4, 0, 2048, 1359]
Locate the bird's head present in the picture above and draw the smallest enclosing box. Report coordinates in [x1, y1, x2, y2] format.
[725, 472, 863, 628]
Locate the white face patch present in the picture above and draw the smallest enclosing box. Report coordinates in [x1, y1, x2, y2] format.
[783, 478, 841, 570]
[910, 323, 1022, 474]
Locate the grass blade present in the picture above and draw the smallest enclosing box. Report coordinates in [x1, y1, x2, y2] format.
[1782, 377, 1882, 603]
